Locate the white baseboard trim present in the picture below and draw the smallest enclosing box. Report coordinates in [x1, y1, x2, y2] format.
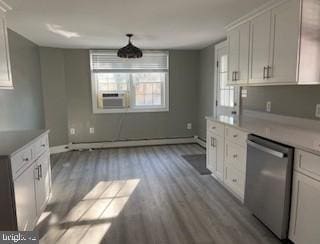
[50, 136, 206, 153]
[69, 137, 196, 150]
[50, 144, 70, 154]
[194, 136, 206, 148]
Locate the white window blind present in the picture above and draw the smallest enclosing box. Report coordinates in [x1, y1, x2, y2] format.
[90, 50, 169, 113]
[91, 51, 168, 71]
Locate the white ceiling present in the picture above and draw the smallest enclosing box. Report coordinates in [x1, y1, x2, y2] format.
[6, 0, 269, 50]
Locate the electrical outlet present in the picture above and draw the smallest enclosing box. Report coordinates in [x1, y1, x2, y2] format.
[316, 104, 320, 118]
[266, 101, 272, 113]
[187, 123, 192, 130]
[89, 127, 95, 134]
[70, 128, 76, 135]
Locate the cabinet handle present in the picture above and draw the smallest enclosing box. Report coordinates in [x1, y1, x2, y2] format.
[232, 71, 236, 81]
[233, 134, 238, 138]
[212, 138, 217, 148]
[39, 164, 43, 179]
[234, 71, 239, 81]
[41, 144, 46, 147]
[263, 66, 267, 79]
[267, 65, 272, 79]
[232, 179, 237, 183]
[212, 126, 216, 130]
[233, 154, 238, 159]
[35, 166, 41, 180]
[23, 157, 29, 162]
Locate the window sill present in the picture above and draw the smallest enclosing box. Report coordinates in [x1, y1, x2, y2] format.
[93, 107, 169, 114]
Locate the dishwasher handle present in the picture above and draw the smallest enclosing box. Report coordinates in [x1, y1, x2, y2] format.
[247, 140, 287, 159]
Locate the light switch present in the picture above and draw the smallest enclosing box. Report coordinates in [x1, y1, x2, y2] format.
[187, 123, 192, 130]
[70, 128, 76, 135]
[266, 101, 272, 113]
[89, 127, 95, 134]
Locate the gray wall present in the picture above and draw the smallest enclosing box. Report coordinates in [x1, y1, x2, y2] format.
[0, 30, 44, 131]
[40, 48, 200, 144]
[40, 48, 69, 146]
[198, 44, 215, 140]
[242, 86, 320, 120]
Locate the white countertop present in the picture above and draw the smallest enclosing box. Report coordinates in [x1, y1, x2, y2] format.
[206, 111, 320, 156]
[0, 130, 49, 157]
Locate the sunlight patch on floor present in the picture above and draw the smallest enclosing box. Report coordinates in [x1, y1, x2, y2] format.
[52, 179, 140, 244]
[37, 211, 51, 226]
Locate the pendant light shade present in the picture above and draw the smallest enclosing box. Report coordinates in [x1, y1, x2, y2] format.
[117, 34, 143, 58]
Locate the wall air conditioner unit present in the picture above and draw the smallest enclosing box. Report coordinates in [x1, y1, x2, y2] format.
[102, 93, 128, 109]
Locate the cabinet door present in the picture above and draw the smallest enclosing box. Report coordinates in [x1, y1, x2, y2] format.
[249, 11, 272, 83]
[206, 132, 217, 174]
[0, 13, 12, 89]
[268, 0, 300, 84]
[34, 152, 51, 216]
[215, 134, 224, 181]
[14, 164, 37, 231]
[238, 22, 250, 84]
[289, 172, 320, 244]
[228, 28, 239, 85]
[206, 132, 224, 181]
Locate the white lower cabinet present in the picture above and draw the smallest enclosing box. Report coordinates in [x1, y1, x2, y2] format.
[12, 133, 51, 230]
[34, 151, 51, 215]
[206, 120, 248, 201]
[207, 131, 224, 181]
[224, 164, 245, 199]
[224, 139, 247, 199]
[14, 164, 38, 231]
[289, 169, 320, 244]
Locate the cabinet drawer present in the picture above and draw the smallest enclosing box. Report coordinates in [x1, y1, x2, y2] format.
[225, 141, 247, 173]
[225, 126, 247, 146]
[33, 134, 49, 160]
[295, 150, 320, 181]
[11, 148, 33, 180]
[207, 120, 224, 136]
[224, 164, 245, 199]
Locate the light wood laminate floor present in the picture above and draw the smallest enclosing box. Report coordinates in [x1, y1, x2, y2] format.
[37, 144, 281, 244]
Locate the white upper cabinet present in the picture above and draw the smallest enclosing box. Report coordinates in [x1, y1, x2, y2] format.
[249, 11, 272, 84]
[268, 0, 300, 84]
[228, 28, 239, 85]
[226, 0, 320, 86]
[227, 22, 250, 85]
[0, 2, 12, 89]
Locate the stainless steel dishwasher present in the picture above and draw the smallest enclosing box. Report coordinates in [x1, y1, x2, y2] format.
[245, 134, 294, 240]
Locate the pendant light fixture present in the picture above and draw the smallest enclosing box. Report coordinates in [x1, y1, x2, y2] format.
[117, 34, 143, 58]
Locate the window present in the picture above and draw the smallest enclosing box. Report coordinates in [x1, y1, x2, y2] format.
[90, 50, 169, 113]
[218, 54, 234, 107]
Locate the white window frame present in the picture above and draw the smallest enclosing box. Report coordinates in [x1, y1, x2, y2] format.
[90, 50, 170, 114]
